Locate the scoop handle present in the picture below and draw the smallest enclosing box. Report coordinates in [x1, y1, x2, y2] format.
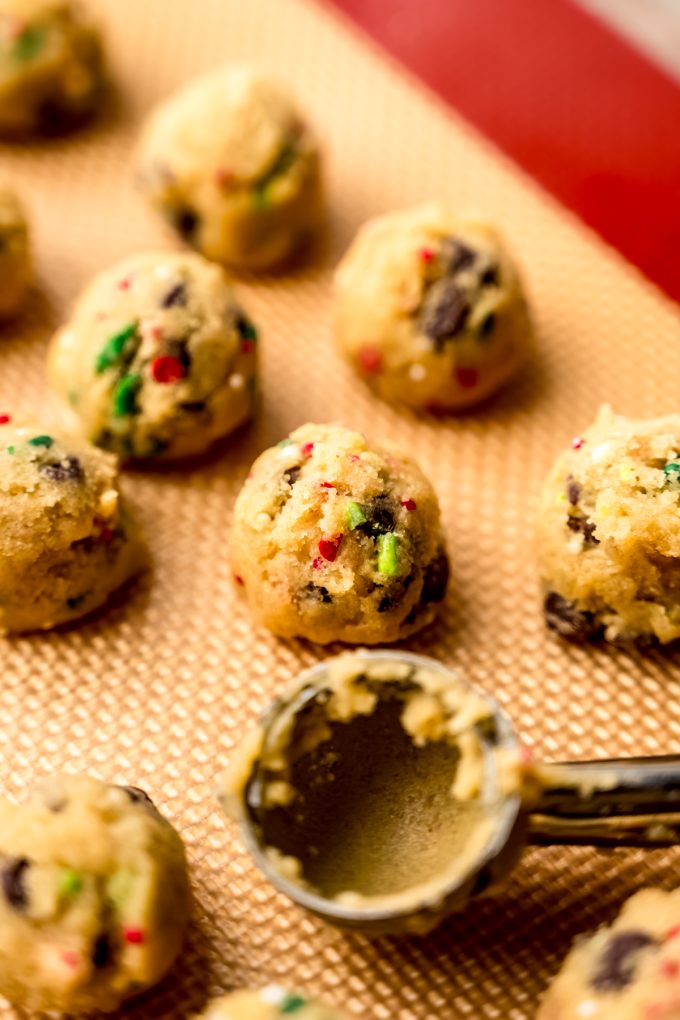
[526, 755, 680, 847]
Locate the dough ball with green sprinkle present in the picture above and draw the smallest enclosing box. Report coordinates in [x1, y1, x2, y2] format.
[0, 418, 145, 632]
[231, 423, 449, 644]
[0, 0, 104, 137]
[0, 185, 30, 318]
[198, 987, 349, 1020]
[136, 65, 324, 270]
[0, 775, 190, 1012]
[48, 251, 259, 462]
[538, 406, 680, 644]
[335, 202, 532, 412]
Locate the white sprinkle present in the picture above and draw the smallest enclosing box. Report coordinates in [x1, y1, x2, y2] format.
[260, 985, 286, 1006]
[229, 373, 245, 390]
[277, 444, 300, 464]
[591, 441, 613, 465]
[576, 1000, 598, 1018]
[409, 363, 426, 382]
[153, 265, 174, 280]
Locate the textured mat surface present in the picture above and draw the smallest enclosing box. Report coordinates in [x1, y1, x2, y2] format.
[1, 0, 680, 1017]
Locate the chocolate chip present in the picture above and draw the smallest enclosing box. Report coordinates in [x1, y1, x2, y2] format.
[303, 583, 332, 604]
[481, 265, 499, 286]
[544, 591, 600, 641]
[172, 206, 199, 242]
[566, 476, 582, 505]
[567, 515, 599, 545]
[441, 237, 477, 273]
[121, 785, 155, 808]
[179, 401, 206, 413]
[235, 313, 257, 342]
[40, 455, 84, 482]
[283, 466, 301, 487]
[161, 282, 187, 308]
[92, 932, 112, 969]
[36, 96, 80, 136]
[2, 858, 29, 910]
[421, 549, 449, 604]
[355, 496, 396, 537]
[592, 930, 657, 991]
[419, 278, 470, 348]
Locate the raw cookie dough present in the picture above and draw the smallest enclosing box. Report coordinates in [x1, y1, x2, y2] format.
[538, 887, 680, 1020]
[136, 65, 324, 270]
[230, 424, 449, 644]
[48, 251, 258, 461]
[0, 418, 145, 632]
[0, 0, 104, 136]
[199, 987, 349, 1020]
[334, 202, 532, 412]
[0, 775, 190, 1013]
[537, 406, 680, 644]
[0, 185, 30, 318]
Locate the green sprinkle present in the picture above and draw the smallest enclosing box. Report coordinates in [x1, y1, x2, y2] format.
[11, 25, 47, 62]
[95, 322, 137, 374]
[253, 143, 297, 209]
[377, 532, 399, 576]
[346, 501, 367, 530]
[6, 445, 14, 455]
[59, 869, 83, 897]
[280, 994, 307, 1015]
[28, 434, 53, 448]
[112, 373, 141, 417]
[241, 320, 258, 341]
[663, 461, 680, 479]
[276, 438, 295, 448]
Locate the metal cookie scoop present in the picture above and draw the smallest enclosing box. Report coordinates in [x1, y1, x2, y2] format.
[217, 651, 680, 936]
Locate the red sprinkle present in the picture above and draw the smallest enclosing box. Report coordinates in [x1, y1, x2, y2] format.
[420, 247, 435, 263]
[401, 498, 416, 511]
[667, 925, 680, 941]
[123, 927, 145, 945]
[318, 536, 342, 562]
[151, 355, 186, 384]
[312, 556, 323, 570]
[572, 436, 586, 450]
[661, 960, 679, 978]
[117, 275, 133, 291]
[241, 340, 254, 355]
[143, 323, 163, 342]
[0, 414, 10, 425]
[301, 442, 314, 458]
[234, 574, 245, 587]
[357, 345, 382, 376]
[320, 482, 335, 489]
[61, 951, 79, 969]
[456, 367, 479, 389]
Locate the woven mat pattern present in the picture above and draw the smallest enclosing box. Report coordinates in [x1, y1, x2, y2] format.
[1, 0, 680, 1016]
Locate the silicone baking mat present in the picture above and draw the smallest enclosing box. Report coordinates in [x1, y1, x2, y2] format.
[1, 0, 680, 1017]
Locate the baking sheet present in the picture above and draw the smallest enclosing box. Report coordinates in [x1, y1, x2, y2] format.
[1, 0, 680, 1016]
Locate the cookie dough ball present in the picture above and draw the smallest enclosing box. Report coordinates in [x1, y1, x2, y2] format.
[538, 888, 680, 1020]
[200, 987, 349, 1020]
[48, 251, 258, 461]
[0, 418, 145, 632]
[0, 186, 30, 318]
[537, 406, 680, 644]
[0, 774, 190, 1012]
[231, 423, 449, 644]
[334, 202, 532, 412]
[0, 0, 104, 136]
[137, 65, 323, 271]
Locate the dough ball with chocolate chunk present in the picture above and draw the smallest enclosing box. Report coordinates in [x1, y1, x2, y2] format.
[48, 251, 258, 461]
[136, 65, 324, 270]
[199, 987, 350, 1020]
[538, 406, 680, 645]
[0, 419, 145, 632]
[231, 422, 449, 644]
[334, 202, 532, 412]
[538, 887, 680, 1020]
[0, 186, 30, 318]
[0, 774, 190, 1012]
[0, 0, 104, 137]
